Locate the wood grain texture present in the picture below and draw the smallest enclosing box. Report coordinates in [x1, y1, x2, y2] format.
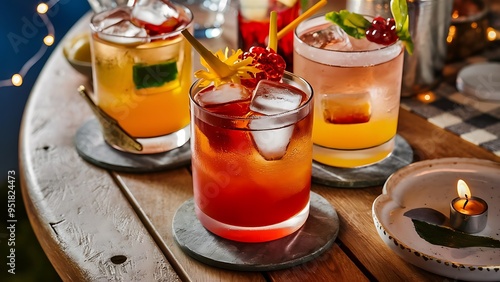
[19, 13, 180, 281]
[114, 170, 267, 282]
[311, 186, 443, 282]
[267, 244, 369, 282]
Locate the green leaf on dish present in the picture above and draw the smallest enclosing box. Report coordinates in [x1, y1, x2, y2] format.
[412, 219, 500, 248]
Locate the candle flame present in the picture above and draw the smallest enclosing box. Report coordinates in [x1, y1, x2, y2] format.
[457, 179, 472, 199]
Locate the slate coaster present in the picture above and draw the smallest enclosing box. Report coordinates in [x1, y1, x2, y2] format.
[312, 135, 413, 188]
[74, 119, 191, 173]
[172, 192, 339, 271]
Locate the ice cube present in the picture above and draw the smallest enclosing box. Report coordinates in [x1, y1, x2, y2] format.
[92, 7, 148, 45]
[250, 80, 303, 114]
[300, 24, 352, 50]
[132, 0, 179, 27]
[100, 19, 149, 45]
[321, 92, 372, 124]
[92, 7, 131, 31]
[249, 79, 304, 160]
[249, 121, 294, 161]
[349, 36, 383, 51]
[195, 83, 251, 107]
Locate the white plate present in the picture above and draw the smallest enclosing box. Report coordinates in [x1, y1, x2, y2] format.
[372, 158, 500, 281]
[456, 63, 500, 102]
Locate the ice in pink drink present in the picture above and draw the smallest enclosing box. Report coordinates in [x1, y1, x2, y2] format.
[190, 72, 314, 242]
[293, 16, 404, 168]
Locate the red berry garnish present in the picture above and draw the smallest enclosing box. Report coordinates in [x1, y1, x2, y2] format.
[365, 16, 398, 46]
[239, 46, 286, 89]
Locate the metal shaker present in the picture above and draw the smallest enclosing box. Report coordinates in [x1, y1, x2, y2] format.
[346, 0, 454, 96]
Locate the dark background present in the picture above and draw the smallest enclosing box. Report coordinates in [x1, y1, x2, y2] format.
[1, 0, 90, 280]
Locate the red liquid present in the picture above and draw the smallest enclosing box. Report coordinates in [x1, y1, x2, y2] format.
[237, 0, 300, 71]
[190, 82, 313, 242]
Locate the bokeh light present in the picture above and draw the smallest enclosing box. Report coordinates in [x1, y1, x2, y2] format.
[11, 74, 23, 86]
[37, 3, 49, 14]
[44, 35, 55, 46]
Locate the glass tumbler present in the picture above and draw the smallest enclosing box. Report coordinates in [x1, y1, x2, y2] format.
[90, 4, 193, 154]
[190, 72, 314, 242]
[294, 15, 404, 168]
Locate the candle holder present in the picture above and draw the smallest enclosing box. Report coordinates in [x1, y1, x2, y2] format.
[450, 197, 488, 233]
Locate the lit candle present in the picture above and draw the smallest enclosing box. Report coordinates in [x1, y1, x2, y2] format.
[450, 179, 488, 233]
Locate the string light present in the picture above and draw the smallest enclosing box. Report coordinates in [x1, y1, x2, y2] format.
[44, 35, 55, 46]
[11, 74, 23, 87]
[0, 0, 58, 89]
[37, 3, 49, 14]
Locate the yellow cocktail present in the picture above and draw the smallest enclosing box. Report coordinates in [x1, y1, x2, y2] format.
[90, 4, 193, 154]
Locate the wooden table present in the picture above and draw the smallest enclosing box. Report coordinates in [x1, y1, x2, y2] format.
[20, 3, 500, 282]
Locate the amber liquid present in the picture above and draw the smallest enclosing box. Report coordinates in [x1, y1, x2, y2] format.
[92, 25, 192, 138]
[191, 83, 313, 242]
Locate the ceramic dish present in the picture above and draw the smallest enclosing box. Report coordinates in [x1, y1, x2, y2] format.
[456, 63, 500, 102]
[63, 32, 92, 78]
[372, 158, 500, 281]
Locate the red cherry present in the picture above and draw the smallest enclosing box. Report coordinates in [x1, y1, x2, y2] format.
[239, 47, 286, 89]
[365, 16, 398, 46]
[371, 17, 386, 29]
[386, 18, 396, 30]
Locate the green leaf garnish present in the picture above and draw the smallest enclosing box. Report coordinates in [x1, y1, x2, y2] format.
[325, 10, 370, 39]
[391, 0, 414, 54]
[412, 219, 500, 248]
[133, 60, 178, 90]
[324, 0, 414, 54]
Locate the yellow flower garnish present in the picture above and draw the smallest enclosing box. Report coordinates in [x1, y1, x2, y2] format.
[195, 48, 262, 88]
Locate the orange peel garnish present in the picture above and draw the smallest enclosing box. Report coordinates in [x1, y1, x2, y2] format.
[194, 48, 261, 88]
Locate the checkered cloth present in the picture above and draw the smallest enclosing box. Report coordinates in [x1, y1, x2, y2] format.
[401, 43, 500, 157]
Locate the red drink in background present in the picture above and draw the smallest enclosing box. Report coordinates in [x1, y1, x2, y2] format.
[237, 0, 300, 71]
[190, 72, 314, 242]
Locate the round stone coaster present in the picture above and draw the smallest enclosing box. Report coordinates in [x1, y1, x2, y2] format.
[74, 119, 191, 173]
[172, 192, 339, 271]
[312, 135, 413, 188]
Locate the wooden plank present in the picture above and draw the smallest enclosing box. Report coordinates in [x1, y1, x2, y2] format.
[19, 14, 180, 281]
[311, 186, 443, 282]
[267, 244, 369, 282]
[115, 170, 267, 282]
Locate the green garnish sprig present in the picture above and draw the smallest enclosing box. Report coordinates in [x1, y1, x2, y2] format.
[391, 0, 414, 54]
[325, 0, 414, 55]
[325, 10, 370, 39]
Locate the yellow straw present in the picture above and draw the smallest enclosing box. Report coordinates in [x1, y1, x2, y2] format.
[277, 0, 328, 40]
[268, 11, 278, 51]
[181, 29, 233, 77]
